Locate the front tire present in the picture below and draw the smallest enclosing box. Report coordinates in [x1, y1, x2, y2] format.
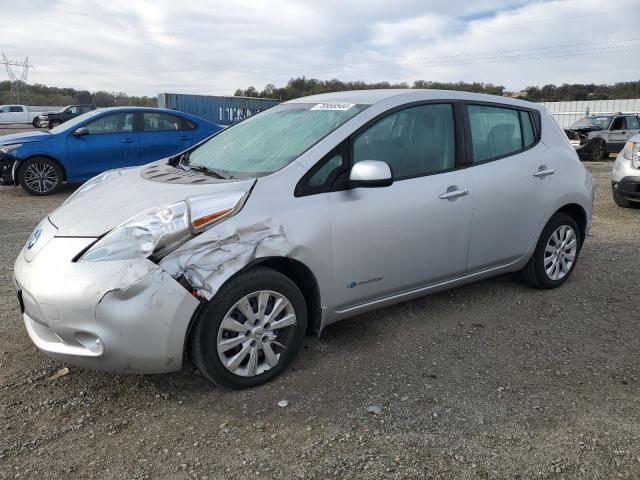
[521, 213, 581, 289]
[32, 117, 40, 128]
[18, 157, 63, 195]
[190, 267, 307, 389]
[590, 139, 607, 161]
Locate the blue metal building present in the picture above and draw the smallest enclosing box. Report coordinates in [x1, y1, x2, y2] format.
[157, 93, 280, 126]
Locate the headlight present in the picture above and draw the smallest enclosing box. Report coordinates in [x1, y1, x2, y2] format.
[63, 169, 123, 205]
[0, 144, 22, 154]
[78, 191, 248, 262]
[622, 141, 640, 168]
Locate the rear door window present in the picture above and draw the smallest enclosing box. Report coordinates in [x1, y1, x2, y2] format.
[625, 116, 639, 130]
[143, 113, 184, 131]
[9, 106, 24, 112]
[468, 105, 532, 162]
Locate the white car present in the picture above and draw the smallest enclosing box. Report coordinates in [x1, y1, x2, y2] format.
[612, 134, 640, 207]
[0, 105, 47, 127]
[13, 89, 594, 389]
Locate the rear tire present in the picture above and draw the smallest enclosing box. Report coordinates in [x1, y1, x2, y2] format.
[521, 213, 581, 289]
[18, 157, 63, 196]
[190, 267, 307, 389]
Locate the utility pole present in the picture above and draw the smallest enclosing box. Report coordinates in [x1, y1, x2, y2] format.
[1, 54, 35, 104]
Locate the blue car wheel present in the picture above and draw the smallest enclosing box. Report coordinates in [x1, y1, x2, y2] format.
[18, 157, 63, 196]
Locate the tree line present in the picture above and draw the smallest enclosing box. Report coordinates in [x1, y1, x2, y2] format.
[0, 81, 157, 107]
[2, 77, 638, 107]
[234, 77, 640, 102]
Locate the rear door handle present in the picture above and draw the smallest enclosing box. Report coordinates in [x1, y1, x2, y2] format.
[121, 138, 135, 143]
[533, 168, 555, 178]
[439, 188, 469, 200]
[179, 135, 191, 140]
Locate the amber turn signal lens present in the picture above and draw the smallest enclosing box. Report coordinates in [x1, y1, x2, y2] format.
[191, 208, 233, 229]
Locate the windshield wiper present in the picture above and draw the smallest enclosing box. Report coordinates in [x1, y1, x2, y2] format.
[187, 164, 229, 179]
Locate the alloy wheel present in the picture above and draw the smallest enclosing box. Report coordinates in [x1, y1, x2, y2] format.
[216, 290, 297, 377]
[544, 225, 577, 281]
[23, 162, 59, 194]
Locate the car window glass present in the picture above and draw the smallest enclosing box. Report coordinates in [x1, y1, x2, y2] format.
[627, 116, 640, 130]
[143, 113, 183, 131]
[84, 113, 135, 134]
[353, 104, 455, 179]
[309, 154, 343, 187]
[9, 106, 23, 112]
[0, 106, 9, 113]
[520, 111, 535, 147]
[469, 105, 523, 162]
[611, 117, 625, 130]
[188, 103, 367, 177]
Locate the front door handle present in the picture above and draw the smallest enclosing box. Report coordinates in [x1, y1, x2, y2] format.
[533, 167, 555, 178]
[121, 138, 136, 143]
[439, 188, 469, 200]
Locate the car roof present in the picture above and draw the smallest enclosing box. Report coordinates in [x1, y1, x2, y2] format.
[588, 112, 636, 116]
[284, 88, 541, 110]
[96, 106, 177, 113]
[93, 106, 216, 123]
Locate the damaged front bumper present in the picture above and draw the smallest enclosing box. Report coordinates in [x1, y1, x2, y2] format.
[13, 230, 201, 373]
[0, 153, 17, 186]
[565, 130, 599, 156]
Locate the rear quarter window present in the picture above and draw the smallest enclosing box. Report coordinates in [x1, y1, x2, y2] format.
[520, 111, 535, 147]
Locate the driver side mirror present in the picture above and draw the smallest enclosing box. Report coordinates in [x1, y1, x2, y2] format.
[73, 127, 89, 137]
[349, 160, 393, 188]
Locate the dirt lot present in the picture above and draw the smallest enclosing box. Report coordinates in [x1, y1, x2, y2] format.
[0, 124, 639, 479]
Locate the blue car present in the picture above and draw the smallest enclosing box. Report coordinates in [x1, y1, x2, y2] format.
[0, 107, 222, 195]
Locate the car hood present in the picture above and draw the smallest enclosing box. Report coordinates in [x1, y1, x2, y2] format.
[49, 165, 256, 237]
[0, 131, 51, 145]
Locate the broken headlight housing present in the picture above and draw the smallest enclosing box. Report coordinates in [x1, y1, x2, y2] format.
[78, 191, 248, 262]
[0, 143, 22, 154]
[622, 141, 640, 169]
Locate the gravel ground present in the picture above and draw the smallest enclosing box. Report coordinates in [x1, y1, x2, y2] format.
[0, 124, 639, 479]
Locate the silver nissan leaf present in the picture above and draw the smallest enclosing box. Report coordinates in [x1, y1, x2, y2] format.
[13, 90, 594, 389]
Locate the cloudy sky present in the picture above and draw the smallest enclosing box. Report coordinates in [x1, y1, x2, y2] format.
[1, 0, 638, 96]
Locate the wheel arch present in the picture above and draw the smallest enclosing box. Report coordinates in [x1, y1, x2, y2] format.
[185, 255, 322, 343]
[17, 154, 67, 181]
[554, 203, 587, 243]
[242, 256, 322, 336]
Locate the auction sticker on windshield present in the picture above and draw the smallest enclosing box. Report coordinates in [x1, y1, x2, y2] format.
[310, 103, 355, 111]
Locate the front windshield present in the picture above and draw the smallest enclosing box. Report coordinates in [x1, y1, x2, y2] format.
[49, 110, 101, 134]
[186, 102, 368, 176]
[570, 116, 612, 130]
